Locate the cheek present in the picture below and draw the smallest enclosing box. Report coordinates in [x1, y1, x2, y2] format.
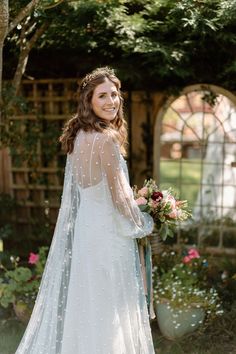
[115, 97, 120, 107]
[91, 98, 100, 112]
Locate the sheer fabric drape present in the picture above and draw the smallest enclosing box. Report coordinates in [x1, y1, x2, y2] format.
[15, 130, 154, 354]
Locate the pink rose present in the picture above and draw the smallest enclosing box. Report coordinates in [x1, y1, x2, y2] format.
[183, 248, 200, 264]
[162, 194, 176, 210]
[165, 195, 178, 218]
[28, 252, 39, 265]
[183, 256, 191, 263]
[188, 248, 200, 259]
[138, 187, 148, 197]
[168, 209, 178, 219]
[136, 197, 147, 206]
[167, 194, 176, 208]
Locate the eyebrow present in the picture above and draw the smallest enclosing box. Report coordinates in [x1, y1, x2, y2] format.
[96, 90, 118, 95]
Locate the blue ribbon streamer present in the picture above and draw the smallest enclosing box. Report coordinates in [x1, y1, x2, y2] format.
[145, 238, 155, 319]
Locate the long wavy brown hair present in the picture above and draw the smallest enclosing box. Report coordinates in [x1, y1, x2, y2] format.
[59, 67, 128, 155]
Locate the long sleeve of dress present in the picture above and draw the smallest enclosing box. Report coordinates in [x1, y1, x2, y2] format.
[100, 135, 154, 239]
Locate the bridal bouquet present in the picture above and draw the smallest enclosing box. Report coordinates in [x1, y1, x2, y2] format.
[133, 179, 191, 241]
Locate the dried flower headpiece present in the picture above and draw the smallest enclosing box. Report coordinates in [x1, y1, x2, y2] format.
[80, 67, 116, 91]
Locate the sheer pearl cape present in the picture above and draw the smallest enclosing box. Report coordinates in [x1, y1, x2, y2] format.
[15, 130, 155, 354]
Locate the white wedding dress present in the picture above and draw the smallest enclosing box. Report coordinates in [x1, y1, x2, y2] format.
[15, 130, 155, 354]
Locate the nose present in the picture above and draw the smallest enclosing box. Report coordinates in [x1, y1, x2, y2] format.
[106, 95, 115, 105]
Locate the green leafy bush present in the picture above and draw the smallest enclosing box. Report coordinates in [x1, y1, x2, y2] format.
[0, 247, 48, 309]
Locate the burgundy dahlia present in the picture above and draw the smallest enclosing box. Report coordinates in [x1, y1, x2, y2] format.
[151, 191, 163, 202]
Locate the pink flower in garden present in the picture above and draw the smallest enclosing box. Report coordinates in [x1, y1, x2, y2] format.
[136, 197, 148, 206]
[28, 252, 39, 265]
[183, 255, 191, 263]
[138, 187, 148, 197]
[183, 248, 200, 263]
[188, 248, 200, 259]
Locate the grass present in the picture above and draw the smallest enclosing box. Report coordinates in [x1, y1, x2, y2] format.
[1, 304, 236, 354]
[0, 317, 25, 354]
[160, 159, 201, 207]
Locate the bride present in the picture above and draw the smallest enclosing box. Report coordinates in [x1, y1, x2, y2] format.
[15, 67, 155, 354]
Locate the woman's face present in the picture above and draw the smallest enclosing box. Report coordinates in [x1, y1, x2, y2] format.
[91, 78, 120, 121]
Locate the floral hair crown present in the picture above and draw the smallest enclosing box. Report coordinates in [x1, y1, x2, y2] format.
[80, 67, 116, 91]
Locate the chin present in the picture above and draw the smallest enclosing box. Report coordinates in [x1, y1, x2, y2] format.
[103, 114, 116, 120]
[100, 116, 116, 122]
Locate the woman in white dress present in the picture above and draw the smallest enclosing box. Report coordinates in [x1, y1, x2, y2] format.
[15, 67, 155, 354]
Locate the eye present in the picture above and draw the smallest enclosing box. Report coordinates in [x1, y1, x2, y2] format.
[98, 93, 106, 98]
[112, 92, 118, 98]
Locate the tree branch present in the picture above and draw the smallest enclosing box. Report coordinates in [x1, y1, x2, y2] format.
[8, 0, 41, 35]
[12, 21, 49, 95]
[8, 0, 67, 35]
[42, 0, 65, 10]
[28, 21, 49, 49]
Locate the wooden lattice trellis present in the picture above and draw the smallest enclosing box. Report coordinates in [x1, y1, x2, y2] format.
[10, 79, 78, 237]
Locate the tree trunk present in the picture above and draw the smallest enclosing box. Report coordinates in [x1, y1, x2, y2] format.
[0, 0, 9, 116]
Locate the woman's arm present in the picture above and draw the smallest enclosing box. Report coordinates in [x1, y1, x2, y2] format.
[100, 135, 154, 238]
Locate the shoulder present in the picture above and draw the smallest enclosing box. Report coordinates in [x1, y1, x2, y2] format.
[98, 132, 121, 160]
[97, 129, 119, 146]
